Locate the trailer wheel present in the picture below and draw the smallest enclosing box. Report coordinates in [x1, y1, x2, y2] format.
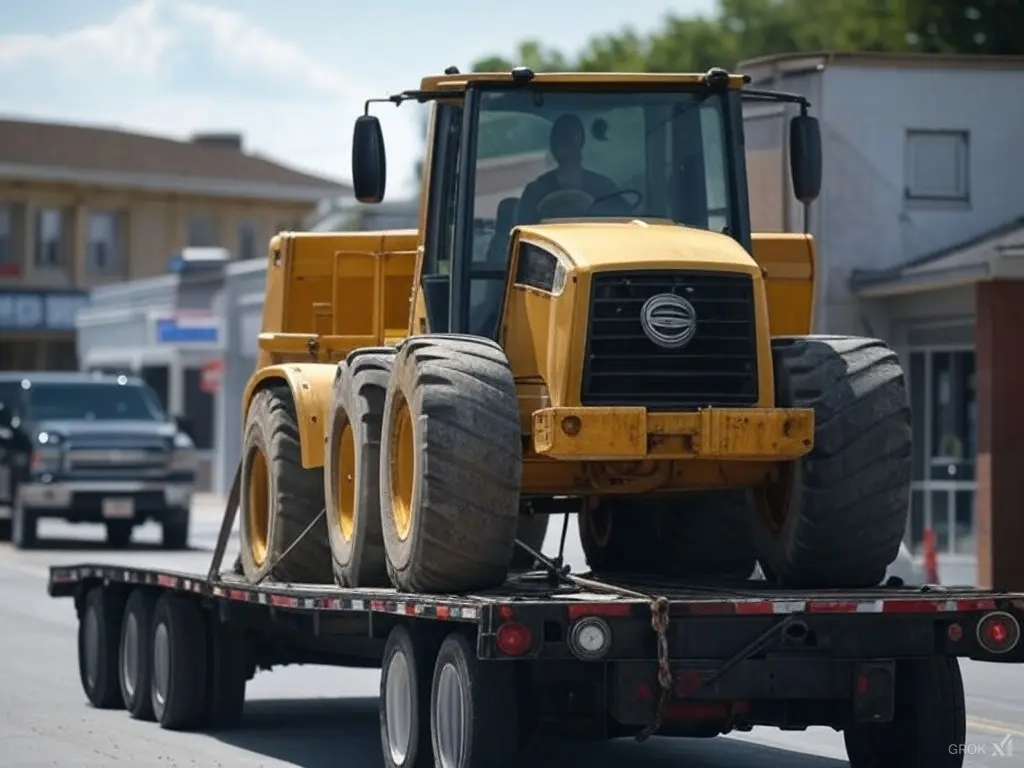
[77, 585, 125, 710]
[325, 349, 395, 587]
[12, 498, 38, 550]
[430, 632, 519, 768]
[240, 385, 332, 584]
[380, 625, 436, 768]
[119, 588, 157, 720]
[106, 521, 133, 549]
[203, 613, 247, 729]
[754, 336, 912, 588]
[844, 658, 966, 768]
[380, 336, 522, 593]
[150, 594, 209, 731]
[161, 518, 190, 551]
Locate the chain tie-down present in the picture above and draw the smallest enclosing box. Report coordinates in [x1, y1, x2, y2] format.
[636, 596, 671, 742]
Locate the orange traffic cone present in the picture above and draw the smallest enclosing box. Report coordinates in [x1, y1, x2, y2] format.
[923, 527, 940, 584]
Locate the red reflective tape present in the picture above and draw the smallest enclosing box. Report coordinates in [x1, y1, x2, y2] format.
[370, 600, 387, 612]
[436, 605, 451, 620]
[228, 590, 248, 602]
[806, 601, 863, 614]
[957, 599, 997, 612]
[734, 601, 775, 615]
[157, 574, 177, 588]
[567, 603, 633, 619]
[269, 594, 299, 608]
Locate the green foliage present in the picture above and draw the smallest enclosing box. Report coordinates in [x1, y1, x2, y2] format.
[470, 0, 1024, 75]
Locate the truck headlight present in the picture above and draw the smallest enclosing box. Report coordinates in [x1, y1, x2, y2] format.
[170, 432, 196, 473]
[32, 432, 63, 472]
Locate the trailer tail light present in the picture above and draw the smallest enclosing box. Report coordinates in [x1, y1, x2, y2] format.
[568, 617, 611, 660]
[976, 611, 1020, 655]
[495, 621, 532, 656]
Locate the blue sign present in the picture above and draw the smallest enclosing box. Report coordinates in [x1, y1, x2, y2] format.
[154, 318, 220, 345]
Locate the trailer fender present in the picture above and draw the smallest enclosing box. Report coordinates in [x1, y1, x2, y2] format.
[242, 363, 337, 469]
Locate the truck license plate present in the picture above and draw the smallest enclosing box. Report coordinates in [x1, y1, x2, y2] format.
[102, 498, 135, 519]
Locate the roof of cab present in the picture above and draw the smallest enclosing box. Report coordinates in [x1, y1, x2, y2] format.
[419, 71, 747, 91]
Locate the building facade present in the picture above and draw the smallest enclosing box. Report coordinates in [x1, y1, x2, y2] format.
[738, 52, 1024, 587]
[0, 119, 346, 372]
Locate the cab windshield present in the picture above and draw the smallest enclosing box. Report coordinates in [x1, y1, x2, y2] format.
[449, 86, 737, 337]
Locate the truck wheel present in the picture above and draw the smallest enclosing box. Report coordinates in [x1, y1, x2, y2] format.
[106, 521, 133, 549]
[0, 519, 11, 541]
[325, 350, 395, 587]
[430, 632, 519, 768]
[510, 513, 550, 570]
[844, 658, 966, 768]
[203, 614, 247, 729]
[119, 589, 157, 720]
[78, 586, 125, 710]
[239, 385, 332, 584]
[380, 625, 436, 768]
[754, 336, 912, 588]
[12, 498, 38, 550]
[380, 336, 522, 593]
[151, 594, 209, 731]
[161, 518, 189, 551]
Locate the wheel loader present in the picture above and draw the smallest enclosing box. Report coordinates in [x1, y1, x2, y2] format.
[236, 65, 912, 595]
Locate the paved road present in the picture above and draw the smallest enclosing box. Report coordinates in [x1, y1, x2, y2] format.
[1, 503, 1022, 767]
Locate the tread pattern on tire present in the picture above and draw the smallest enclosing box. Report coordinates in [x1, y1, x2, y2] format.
[78, 586, 124, 710]
[239, 385, 332, 585]
[380, 335, 522, 593]
[756, 335, 912, 588]
[120, 589, 157, 720]
[325, 349, 395, 588]
[152, 594, 208, 731]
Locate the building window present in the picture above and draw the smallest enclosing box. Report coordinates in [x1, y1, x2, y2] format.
[183, 366, 215, 450]
[0, 205, 14, 275]
[187, 214, 218, 247]
[905, 130, 969, 203]
[34, 207, 65, 267]
[238, 219, 261, 260]
[87, 211, 124, 274]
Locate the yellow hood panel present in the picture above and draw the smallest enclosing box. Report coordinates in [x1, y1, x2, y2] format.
[517, 221, 759, 274]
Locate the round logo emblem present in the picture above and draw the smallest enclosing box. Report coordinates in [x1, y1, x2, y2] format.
[640, 293, 697, 349]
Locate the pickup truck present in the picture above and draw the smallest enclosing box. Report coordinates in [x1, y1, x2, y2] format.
[0, 371, 196, 550]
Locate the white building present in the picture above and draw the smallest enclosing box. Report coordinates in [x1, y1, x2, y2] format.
[740, 52, 1024, 584]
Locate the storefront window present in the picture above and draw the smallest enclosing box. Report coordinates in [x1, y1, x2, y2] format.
[183, 366, 214, 450]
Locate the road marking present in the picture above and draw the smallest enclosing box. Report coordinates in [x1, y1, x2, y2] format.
[967, 715, 1024, 739]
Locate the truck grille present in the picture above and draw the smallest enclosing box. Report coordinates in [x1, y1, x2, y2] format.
[65, 440, 168, 471]
[581, 270, 759, 409]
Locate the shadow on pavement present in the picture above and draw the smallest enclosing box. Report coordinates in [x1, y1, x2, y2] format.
[12, 537, 202, 553]
[209, 697, 848, 768]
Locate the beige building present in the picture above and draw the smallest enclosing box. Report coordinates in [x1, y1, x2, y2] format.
[0, 118, 346, 372]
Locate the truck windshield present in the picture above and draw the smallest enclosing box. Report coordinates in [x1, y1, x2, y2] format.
[24, 382, 167, 422]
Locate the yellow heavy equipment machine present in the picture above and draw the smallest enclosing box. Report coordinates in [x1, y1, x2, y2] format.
[237, 65, 912, 595]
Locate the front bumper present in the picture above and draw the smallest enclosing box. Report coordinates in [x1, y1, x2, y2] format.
[3, 480, 193, 523]
[531, 406, 814, 461]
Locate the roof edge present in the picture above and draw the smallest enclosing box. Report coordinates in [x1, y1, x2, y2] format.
[738, 51, 1024, 84]
[0, 163, 346, 204]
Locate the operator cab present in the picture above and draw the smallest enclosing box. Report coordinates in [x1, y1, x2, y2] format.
[351, 66, 821, 341]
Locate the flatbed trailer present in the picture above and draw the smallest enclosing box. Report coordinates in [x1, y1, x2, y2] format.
[49, 556, 1024, 768]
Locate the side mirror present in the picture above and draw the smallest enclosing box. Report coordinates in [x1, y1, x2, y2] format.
[352, 115, 387, 203]
[789, 114, 822, 204]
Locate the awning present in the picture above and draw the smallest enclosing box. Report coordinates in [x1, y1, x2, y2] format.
[851, 218, 1024, 298]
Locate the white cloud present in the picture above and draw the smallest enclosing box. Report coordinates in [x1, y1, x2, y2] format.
[0, 0, 421, 196]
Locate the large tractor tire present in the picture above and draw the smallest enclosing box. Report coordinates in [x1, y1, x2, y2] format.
[239, 386, 332, 585]
[379, 335, 522, 593]
[324, 349, 395, 588]
[579, 492, 757, 578]
[753, 336, 912, 588]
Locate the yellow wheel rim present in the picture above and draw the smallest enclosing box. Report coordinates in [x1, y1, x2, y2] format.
[247, 447, 270, 566]
[389, 397, 416, 541]
[337, 423, 356, 542]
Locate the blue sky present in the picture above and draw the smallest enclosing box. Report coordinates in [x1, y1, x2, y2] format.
[1, 0, 717, 198]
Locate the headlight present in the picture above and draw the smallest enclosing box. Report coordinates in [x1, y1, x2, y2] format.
[32, 433, 63, 472]
[169, 431, 196, 472]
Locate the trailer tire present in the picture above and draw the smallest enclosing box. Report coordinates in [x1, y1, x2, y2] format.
[239, 385, 332, 585]
[844, 657, 966, 768]
[325, 350, 395, 588]
[150, 594, 209, 731]
[12, 497, 38, 550]
[78, 586, 125, 710]
[580, 493, 756, 578]
[754, 336, 912, 588]
[379, 625, 437, 768]
[430, 632, 519, 768]
[380, 336, 522, 593]
[119, 589, 157, 720]
[203, 614, 247, 729]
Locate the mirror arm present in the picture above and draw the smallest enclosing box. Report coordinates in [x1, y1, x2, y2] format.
[363, 87, 470, 115]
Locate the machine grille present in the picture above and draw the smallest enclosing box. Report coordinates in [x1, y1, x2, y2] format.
[581, 270, 759, 409]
